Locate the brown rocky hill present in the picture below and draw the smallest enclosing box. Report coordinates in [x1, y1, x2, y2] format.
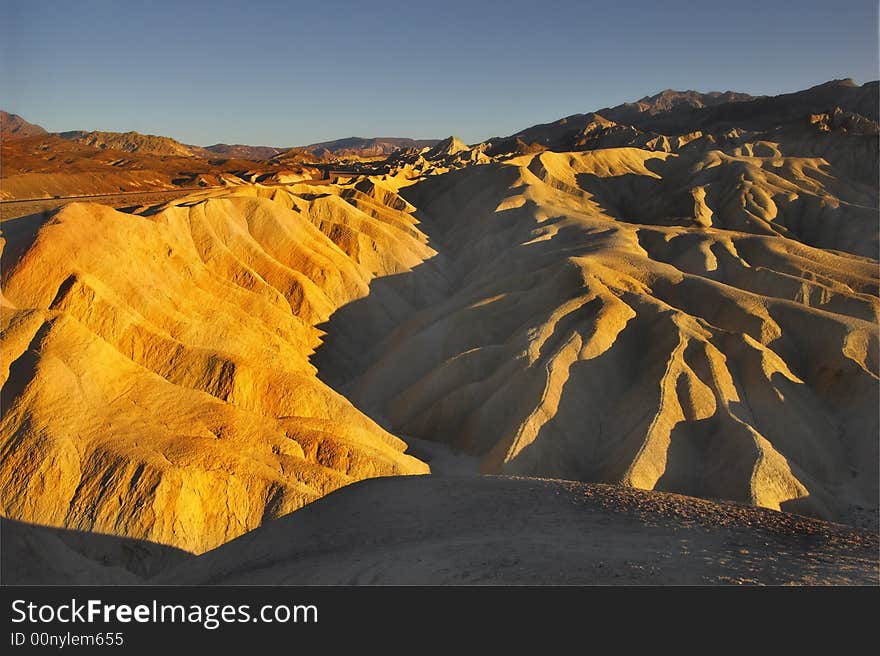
[0, 133, 283, 200]
[58, 129, 197, 157]
[0, 111, 48, 140]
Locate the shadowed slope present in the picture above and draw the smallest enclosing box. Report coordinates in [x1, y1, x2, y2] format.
[156, 476, 879, 585]
[317, 146, 879, 528]
[1, 518, 190, 584]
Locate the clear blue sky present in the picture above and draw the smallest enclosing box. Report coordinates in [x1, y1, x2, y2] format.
[2, 0, 877, 146]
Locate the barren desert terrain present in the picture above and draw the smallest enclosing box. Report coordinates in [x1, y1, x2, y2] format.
[1, 79, 877, 584]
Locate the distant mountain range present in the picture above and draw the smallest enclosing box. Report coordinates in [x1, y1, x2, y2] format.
[479, 78, 878, 157]
[4, 78, 877, 167]
[1, 115, 442, 161]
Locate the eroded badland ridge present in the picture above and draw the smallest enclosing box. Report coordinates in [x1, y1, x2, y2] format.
[1, 79, 878, 584]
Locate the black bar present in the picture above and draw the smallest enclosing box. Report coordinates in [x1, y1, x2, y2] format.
[0, 585, 875, 651]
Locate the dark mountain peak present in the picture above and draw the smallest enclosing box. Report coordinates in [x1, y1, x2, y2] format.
[611, 89, 756, 121]
[499, 78, 878, 155]
[200, 143, 286, 160]
[299, 136, 442, 158]
[810, 78, 857, 89]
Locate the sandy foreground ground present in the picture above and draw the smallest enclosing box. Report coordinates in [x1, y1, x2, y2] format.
[5, 473, 877, 585]
[155, 476, 879, 585]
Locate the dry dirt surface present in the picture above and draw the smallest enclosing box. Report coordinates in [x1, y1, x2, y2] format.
[155, 476, 878, 585]
[1, 518, 190, 585]
[4, 476, 875, 585]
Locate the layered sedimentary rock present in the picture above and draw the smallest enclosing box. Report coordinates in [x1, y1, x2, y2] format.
[321, 144, 879, 527]
[2, 80, 878, 556]
[1, 182, 431, 553]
